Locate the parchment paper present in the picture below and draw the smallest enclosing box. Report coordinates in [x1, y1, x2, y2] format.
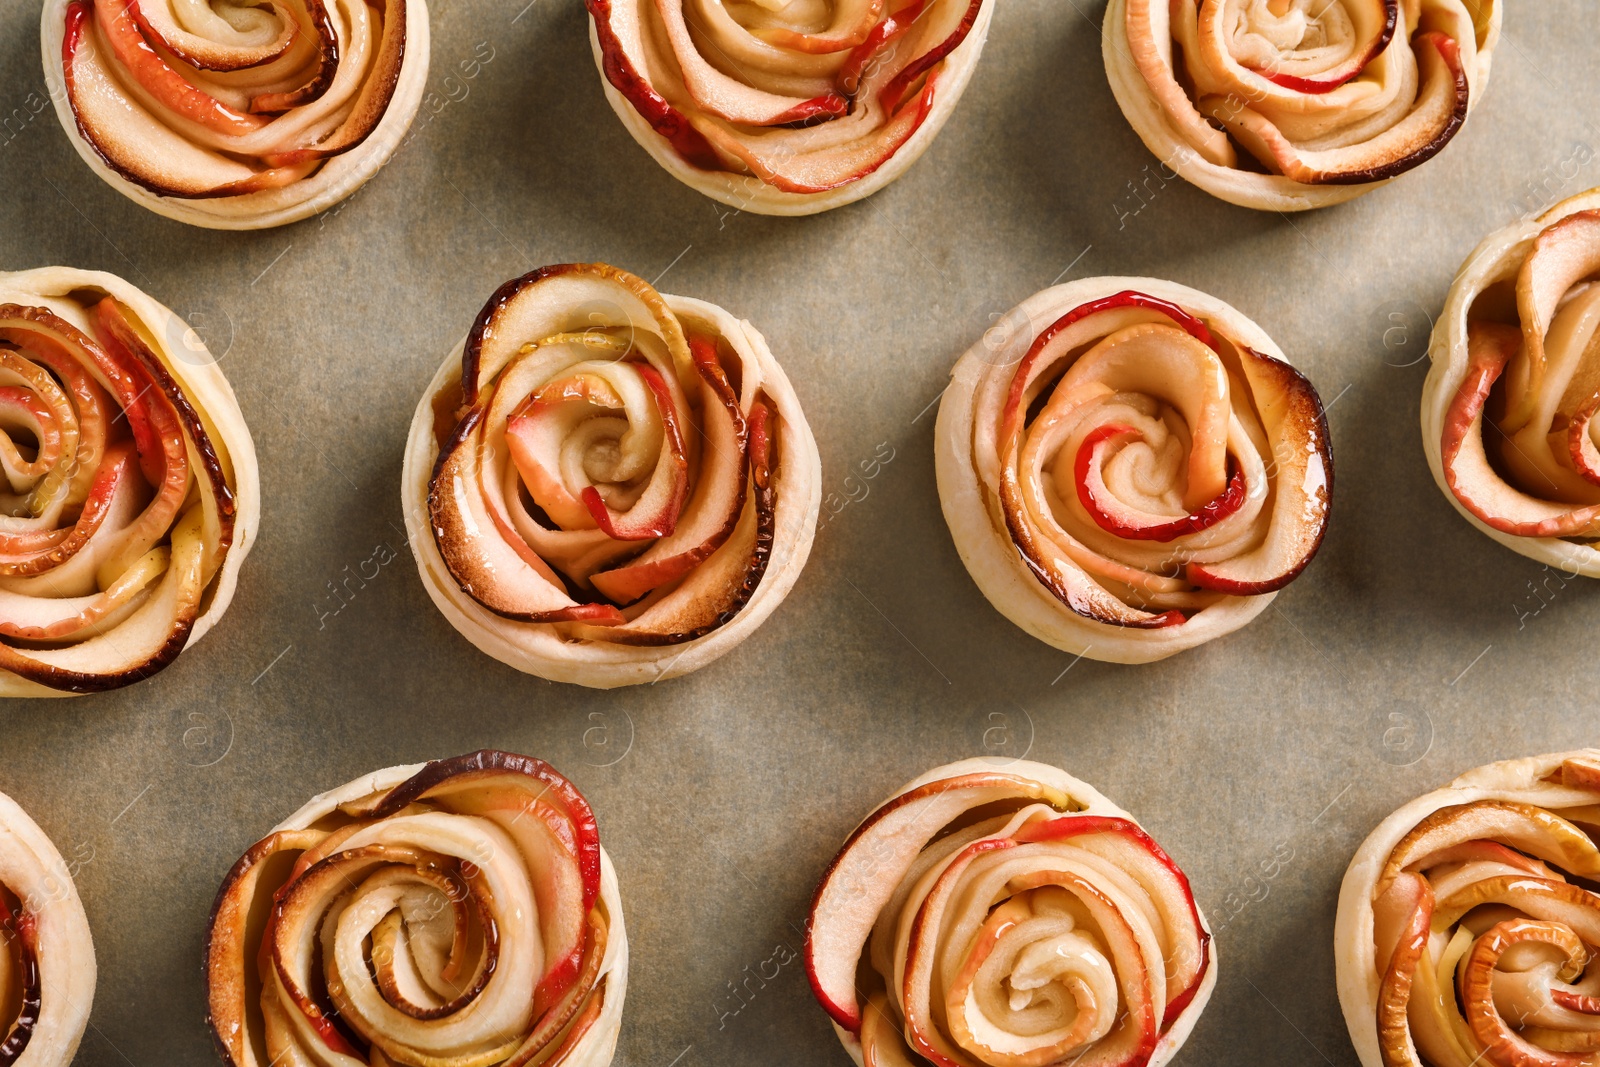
[0, 2, 1597, 1063]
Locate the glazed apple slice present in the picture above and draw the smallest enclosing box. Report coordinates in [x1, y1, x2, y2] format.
[579, 364, 689, 540]
[586, 0, 724, 170]
[504, 371, 632, 532]
[0, 441, 145, 585]
[421, 783, 592, 1013]
[804, 773, 1074, 1031]
[94, 0, 266, 136]
[0, 506, 208, 692]
[756, 0, 882, 54]
[0, 544, 167, 642]
[653, 0, 848, 125]
[1373, 872, 1434, 1065]
[1199, 31, 1468, 185]
[1076, 425, 1248, 542]
[910, 862, 1160, 1067]
[1504, 211, 1600, 432]
[126, 0, 303, 72]
[1441, 322, 1600, 537]
[1379, 801, 1600, 893]
[836, 0, 928, 94]
[693, 82, 937, 195]
[359, 751, 604, 912]
[590, 338, 748, 604]
[871, 0, 984, 115]
[1568, 396, 1600, 487]
[63, 2, 315, 196]
[4, 325, 113, 518]
[1122, 0, 1237, 168]
[1013, 815, 1210, 1024]
[1187, 346, 1330, 595]
[462, 266, 695, 406]
[1460, 919, 1594, 1067]
[1221, 0, 1396, 94]
[431, 406, 626, 625]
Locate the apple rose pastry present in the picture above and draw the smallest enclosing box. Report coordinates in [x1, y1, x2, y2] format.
[1104, 0, 1501, 211]
[0, 791, 96, 1066]
[1334, 749, 1600, 1067]
[584, 0, 991, 215]
[0, 267, 258, 697]
[206, 750, 627, 1067]
[805, 757, 1216, 1067]
[402, 263, 820, 688]
[1423, 190, 1600, 575]
[40, 0, 429, 229]
[935, 277, 1332, 664]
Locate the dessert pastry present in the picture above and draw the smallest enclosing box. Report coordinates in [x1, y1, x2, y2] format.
[585, 0, 991, 215]
[0, 267, 258, 696]
[1104, 0, 1500, 211]
[206, 750, 627, 1067]
[935, 277, 1332, 663]
[403, 263, 820, 688]
[0, 790, 96, 1065]
[1424, 189, 1600, 575]
[1336, 749, 1600, 1067]
[805, 757, 1216, 1067]
[41, 0, 429, 229]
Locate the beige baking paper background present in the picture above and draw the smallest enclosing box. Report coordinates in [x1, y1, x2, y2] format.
[1, 2, 1598, 1063]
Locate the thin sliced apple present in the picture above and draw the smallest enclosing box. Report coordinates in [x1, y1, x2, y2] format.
[94, 0, 266, 136]
[1000, 292, 1219, 452]
[873, 0, 983, 114]
[461, 266, 694, 404]
[569, 397, 774, 644]
[1373, 872, 1433, 1066]
[1012, 814, 1209, 1025]
[505, 372, 630, 532]
[0, 546, 166, 642]
[1198, 31, 1469, 185]
[586, 0, 723, 169]
[653, 0, 847, 125]
[1123, 0, 1236, 167]
[580, 365, 688, 540]
[0, 507, 207, 692]
[1503, 211, 1600, 433]
[1460, 920, 1591, 1067]
[1381, 801, 1600, 895]
[1441, 322, 1600, 538]
[91, 296, 235, 572]
[63, 2, 316, 196]
[804, 772, 1074, 1031]
[1432, 876, 1600, 941]
[261, 0, 406, 159]
[1077, 425, 1248, 542]
[758, 0, 882, 55]
[836, 0, 926, 93]
[590, 338, 748, 604]
[1187, 346, 1330, 595]
[430, 407, 626, 625]
[248, 1, 340, 113]
[127, 0, 302, 72]
[693, 78, 938, 195]
[1244, 1, 1396, 94]
[1567, 395, 1600, 487]
[355, 751, 604, 913]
